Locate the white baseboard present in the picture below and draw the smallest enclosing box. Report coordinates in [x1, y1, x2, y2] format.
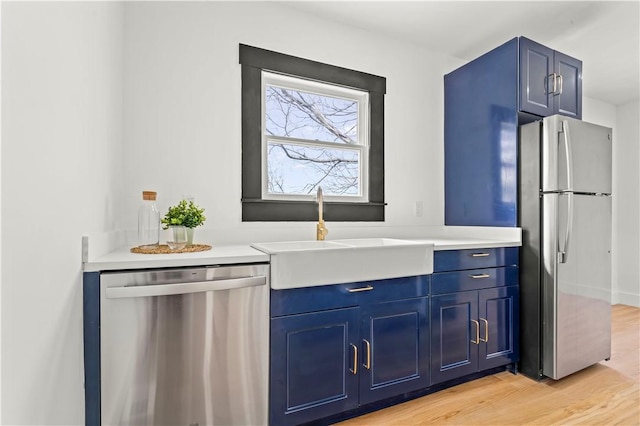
[612, 291, 640, 307]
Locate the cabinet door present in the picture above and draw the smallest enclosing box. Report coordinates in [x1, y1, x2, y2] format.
[519, 37, 555, 117]
[430, 292, 479, 385]
[478, 286, 520, 370]
[553, 51, 582, 119]
[359, 298, 429, 405]
[270, 307, 359, 426]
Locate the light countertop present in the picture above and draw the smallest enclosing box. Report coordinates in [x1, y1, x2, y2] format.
[83, 233, 521, 272]
[412, 237, 521, 251]
[83, 244, 270, 272]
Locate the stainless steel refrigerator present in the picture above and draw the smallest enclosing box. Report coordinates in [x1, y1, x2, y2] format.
[519, 114, 612, 380]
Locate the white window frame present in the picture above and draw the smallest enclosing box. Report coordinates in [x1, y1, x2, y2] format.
[261, 71, 370, 203]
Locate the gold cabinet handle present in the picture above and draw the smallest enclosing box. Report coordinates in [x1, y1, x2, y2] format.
[363, 339, 371, 370]
[469, 274, 491, 279]
[350, 343, 358, 375]
[471, 320, 480, 344]
[347, 285, 374, 293]
[470, 253, 490, 257]
[480, 318, 489, 342]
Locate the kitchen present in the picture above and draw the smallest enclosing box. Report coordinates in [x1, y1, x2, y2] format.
[1, 1, 639, 425]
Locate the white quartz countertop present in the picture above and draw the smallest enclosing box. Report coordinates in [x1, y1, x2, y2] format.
[412, 237, 521, 251]
[83, 243, 270, 272]
[83, 231, 521, 272]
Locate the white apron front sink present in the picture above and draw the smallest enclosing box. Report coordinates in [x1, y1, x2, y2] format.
[251, 238, 434, 289]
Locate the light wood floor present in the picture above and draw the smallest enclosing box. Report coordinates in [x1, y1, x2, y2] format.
[338, 304, 640, 426]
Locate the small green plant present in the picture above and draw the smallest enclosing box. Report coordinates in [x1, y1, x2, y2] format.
[161, 199, 206, 229]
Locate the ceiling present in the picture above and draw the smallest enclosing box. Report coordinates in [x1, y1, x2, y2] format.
[278, 1, 640, 106]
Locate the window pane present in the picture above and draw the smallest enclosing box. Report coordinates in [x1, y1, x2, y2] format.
[265, 85, 358, 144]
[267, 142, 360, 196]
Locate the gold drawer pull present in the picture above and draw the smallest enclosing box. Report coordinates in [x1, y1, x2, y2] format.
[470, 253, 490, 257]
[469, 273, 491, 279]
[347, 285, 374, 293]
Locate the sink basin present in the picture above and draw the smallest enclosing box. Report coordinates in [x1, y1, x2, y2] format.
[251, 240, 351, 251]
[251, 238, 434, 289]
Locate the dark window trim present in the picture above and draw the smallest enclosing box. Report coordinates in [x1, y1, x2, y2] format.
[240, 44, 386, 222]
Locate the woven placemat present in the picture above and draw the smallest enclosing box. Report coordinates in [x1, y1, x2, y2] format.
[130, 244, 212, 254]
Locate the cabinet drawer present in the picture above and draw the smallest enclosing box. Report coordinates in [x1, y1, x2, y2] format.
[271, 275, 429, 317]
[431, 266, 519, 295]
[433, 247, 518, 272]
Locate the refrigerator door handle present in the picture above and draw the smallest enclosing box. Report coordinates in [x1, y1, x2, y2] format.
[561, 120, 574, 191]
[558, 192, 574, 264]
[558, 120, 574, 264]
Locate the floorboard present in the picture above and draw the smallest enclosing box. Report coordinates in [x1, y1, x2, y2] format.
[336, 304, 639, 425]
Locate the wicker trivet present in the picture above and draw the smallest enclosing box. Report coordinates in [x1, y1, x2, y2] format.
[130, 244, 212, 254]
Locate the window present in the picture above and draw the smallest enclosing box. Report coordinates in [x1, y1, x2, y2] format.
[240, 44, 386, 221]
[263, 72, 369, 202]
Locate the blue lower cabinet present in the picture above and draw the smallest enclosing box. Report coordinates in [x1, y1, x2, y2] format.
[269, 270, 519, 424]
[270, 298, 430, 425]
[478, 286, 519, 370]
[359, 298, 429, 405]
[430, 291, 479, 384]
[430, 286, 519, 385]
[270, 307, 360, 426]
[270, 276, 431, 425]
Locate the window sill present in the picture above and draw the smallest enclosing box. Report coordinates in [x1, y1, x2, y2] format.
[242, 199, 385, 222]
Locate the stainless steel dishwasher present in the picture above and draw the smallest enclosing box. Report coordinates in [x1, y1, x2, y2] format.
[100, 263, 269, 426]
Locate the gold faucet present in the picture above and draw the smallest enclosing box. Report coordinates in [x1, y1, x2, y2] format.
[316, 186, 328, 241]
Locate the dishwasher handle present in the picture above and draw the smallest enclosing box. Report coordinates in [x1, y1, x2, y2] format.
[106, 275, 266, 299]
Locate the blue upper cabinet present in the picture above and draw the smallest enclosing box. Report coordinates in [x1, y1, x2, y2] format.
[445, 38, 519, 227]
[519, 38, 554, 116]
[445, 36, 582, 227]
[519, 37, 582, 119]
[553, 50, 582, 118]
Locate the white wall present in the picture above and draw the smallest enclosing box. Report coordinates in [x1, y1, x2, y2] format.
[613, 101, 640, 306]
[1, 2, 124, 424]
[121, 1, 464, 242]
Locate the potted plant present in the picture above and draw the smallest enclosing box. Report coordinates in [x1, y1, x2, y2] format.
[161, 199, 206, 246]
